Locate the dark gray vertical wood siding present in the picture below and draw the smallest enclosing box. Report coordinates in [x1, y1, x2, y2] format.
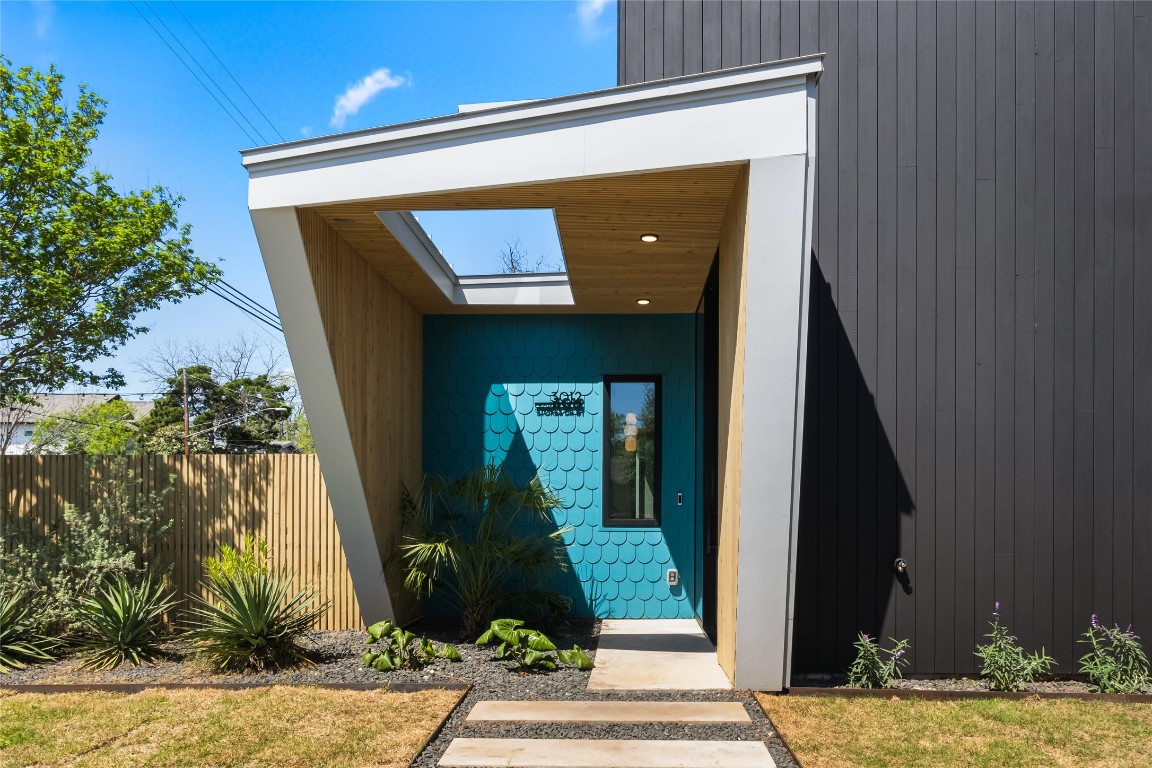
[619, 0, 1152, 675]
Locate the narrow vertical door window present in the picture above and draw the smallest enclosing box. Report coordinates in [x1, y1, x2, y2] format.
[604, 376, 661, 526]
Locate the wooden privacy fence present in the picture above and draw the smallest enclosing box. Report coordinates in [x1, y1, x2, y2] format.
[1, 454, 362, 630]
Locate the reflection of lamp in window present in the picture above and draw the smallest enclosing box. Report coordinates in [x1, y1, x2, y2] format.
[625, 412, 640, 518]
[624, 412, 638, 452]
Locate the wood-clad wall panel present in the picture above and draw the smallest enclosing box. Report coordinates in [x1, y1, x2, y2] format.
[715, 165, 750, 680]
[296, 209, 424, 622]
[1, 454, 361, 630]
[621, 0, 1152, 675]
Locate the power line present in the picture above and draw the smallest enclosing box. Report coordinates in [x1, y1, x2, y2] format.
[140, 0, 271, 145]
[129, 1, 261, 146]
[168, 1, 286, 143]
[211, 279, 281, 326]
[202, 284, 283, 333]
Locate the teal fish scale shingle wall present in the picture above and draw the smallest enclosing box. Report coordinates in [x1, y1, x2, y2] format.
[423, 314, 699, 619]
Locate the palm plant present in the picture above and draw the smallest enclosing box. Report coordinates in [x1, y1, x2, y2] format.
[187, 570, 326, 671]
[399, 463, 571, 637]
[74, 576, 175, 670]
[0, 587, 54, 673]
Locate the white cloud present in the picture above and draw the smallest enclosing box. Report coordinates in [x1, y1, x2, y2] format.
[299, 126, 312, 137]
[35, 0, 55, 39]
[330, 68, 408, 129]
[576, 0, 610, 41]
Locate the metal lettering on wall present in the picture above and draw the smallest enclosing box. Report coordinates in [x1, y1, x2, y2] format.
[534, 391, 585, 416]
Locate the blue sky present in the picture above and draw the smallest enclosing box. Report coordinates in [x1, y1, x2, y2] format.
[2, 0, 616, 394]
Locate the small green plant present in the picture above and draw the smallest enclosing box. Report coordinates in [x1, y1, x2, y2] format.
[74, 575, 175, 670]
[204, 533, 270, 584]
[847, 632, 909, 688]
[475, 618, 594, 672]
[359, 620, 462, 672]
[1079, 614, 1150, 694]
[0, 588, 54, 673]
[975, 602, 1056, 691]
[187, 570, 326, 671]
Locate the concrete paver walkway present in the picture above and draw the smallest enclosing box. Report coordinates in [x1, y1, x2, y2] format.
[466, 700, 750, 724]
[434, 620, 777, 767]
[439, 738, 774, 767]
[587, 619, 732, 691]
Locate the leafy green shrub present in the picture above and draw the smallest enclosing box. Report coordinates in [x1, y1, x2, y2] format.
[0, 587, 54, 673]
[205, 533, 269, 584]
[399, 464, 572, 637]
[74, 576, 175, 670]
[360, 620, 461, 672]
[847, 632, 909, 688]
[1, 459, 173, 631]
[1079, 615, 1150, 694]
[975, 602, 1056, 691]
[187, 571, 326, 672]
[475, 618, 593, 672]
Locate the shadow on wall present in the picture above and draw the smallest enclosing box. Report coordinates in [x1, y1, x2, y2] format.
[791, 257, 916, 675]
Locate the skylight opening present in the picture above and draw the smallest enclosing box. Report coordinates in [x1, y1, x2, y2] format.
[410, 208, 566, 277]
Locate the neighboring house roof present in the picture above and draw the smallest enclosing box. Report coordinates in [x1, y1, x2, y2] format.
[0, 394, 154, 425]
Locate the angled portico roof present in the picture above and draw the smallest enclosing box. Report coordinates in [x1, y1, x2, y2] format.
[244, 55, 822, 314]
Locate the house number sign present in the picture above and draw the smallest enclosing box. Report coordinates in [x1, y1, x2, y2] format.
[534, 391, 585, 416]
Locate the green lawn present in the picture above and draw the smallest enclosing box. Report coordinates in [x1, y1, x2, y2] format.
[0, 686, 462, 768]
[757, 692, 1152, 768]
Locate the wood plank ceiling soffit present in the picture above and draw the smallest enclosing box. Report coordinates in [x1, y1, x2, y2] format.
[309, 165, 744, 314]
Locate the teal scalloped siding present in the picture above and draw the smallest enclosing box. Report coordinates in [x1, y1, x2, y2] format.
[423, 314, 699, 620]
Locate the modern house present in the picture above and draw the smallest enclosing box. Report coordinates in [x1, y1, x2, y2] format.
[246, 0, 1151, 691]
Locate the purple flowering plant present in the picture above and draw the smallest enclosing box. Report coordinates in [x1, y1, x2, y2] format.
[848, 632, 910, 689]
[1079, 614, 1150, 694]
[974, 601, 1056, 691]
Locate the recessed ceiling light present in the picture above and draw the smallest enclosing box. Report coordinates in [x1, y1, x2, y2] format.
[333, 218, 356, 225]
[640, 233, 659, 243]
[636, 299, 651, 306]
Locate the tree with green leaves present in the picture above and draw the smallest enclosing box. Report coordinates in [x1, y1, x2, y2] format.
[0, 57, 219, 406]
[29, 397, 140, 455]
[134, 365, 291, 454]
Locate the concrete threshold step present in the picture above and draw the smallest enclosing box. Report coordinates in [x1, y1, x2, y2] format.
[466, 701, 751, 724]
[438, 738, 775, 768]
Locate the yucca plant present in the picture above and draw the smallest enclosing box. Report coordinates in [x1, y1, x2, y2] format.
[74, 576, 175, 670]
[0, 587, 54, 673]
[400, 463, 571, 637]
[187, 571, 326, 671]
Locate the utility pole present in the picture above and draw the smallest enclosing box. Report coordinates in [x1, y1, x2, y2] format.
[182, 368, 190, 458]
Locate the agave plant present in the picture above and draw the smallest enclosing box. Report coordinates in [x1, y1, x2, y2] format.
[74, 576, 175, 670]
[187, 571, 326, 671]
[400, 463, 572, 637]
[0, 587, 54, 673]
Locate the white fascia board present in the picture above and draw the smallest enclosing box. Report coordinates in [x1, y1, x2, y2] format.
[455, 274, 574, 306]
[243, 56, 823, 210]
[376, 211, 456, 299]
[243, 56, 821, 170]
[457, 100, 534, 113]
[378, 211, 575, 306]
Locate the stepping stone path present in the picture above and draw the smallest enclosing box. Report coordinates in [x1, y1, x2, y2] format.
[434, 620, 779, 768]
[439, 701, 775, 767]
